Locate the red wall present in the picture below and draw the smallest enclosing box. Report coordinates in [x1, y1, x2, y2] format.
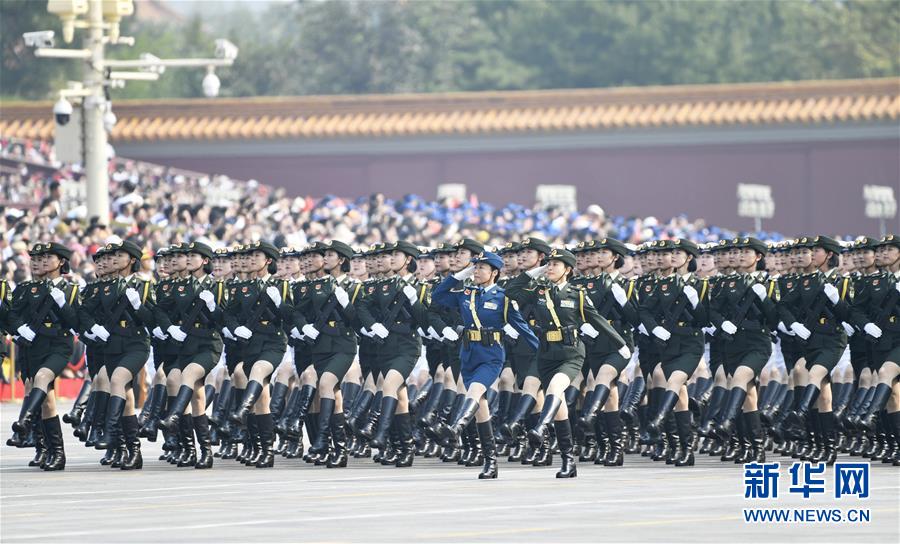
[140, 137, 899, 237]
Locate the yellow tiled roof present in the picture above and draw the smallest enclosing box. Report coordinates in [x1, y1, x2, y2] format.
[2, 78, 898, 142]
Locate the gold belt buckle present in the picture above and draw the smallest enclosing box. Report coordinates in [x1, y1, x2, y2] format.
[492, 332, 501, 343]
[891, 316, 897, 323]
[120, 320, 127, 327]
[819, 317, 826, 325]
[546, 330, 562, 342]
[328, 321, 336, 327]
[678, 321, 685, 327]
[260, 320, 269, 325]
[468, 330, 482, 342]
[194, 323, 201, 328]
[44, 322, 52, 328]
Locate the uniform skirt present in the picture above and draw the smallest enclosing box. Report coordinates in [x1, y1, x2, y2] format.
[176, 336, 224, 373]
[660, 334, 704, 380]
[538, 355, 584, 390]
[585, 348, 630, 376]
[870, 332, 900, 369]
[380, 354, 416, 379]
[313, 351, 354, 379]
[804, 333, 848, 373]
[106, 347, 150, 376]
[513, 353, 539, 389]
[26, 336, 74, 377]
[723, 330, 772, 376]
[637, 338, 660, 377]
[462, 358, 503, 390]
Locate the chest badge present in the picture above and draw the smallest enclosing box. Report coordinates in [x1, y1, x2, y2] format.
[587, 282, 594, 289]
[661, 284, 668, 292]
[803, 279, 809, 287]
[241, 286, 248, 293]
[873, 279, 879, 286]
[645, 285, 652, 292]
[382, 284, 389, 292]
[178, 285, 185, 292]
[786, 282, 793, 289]
[31, 286, 38, 294]
[315, 284, 321, 290]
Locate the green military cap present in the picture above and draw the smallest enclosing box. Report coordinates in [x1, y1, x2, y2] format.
[154, 247, 170, 260]
[598, 237, 629, 257]
[351, 246, 367, 259]
[496, 241, 521, 255]
[713, 238, 731, 252]
[279, 246, 296, 258]
[432, 242, 457, 255]
[673, 238, 700, 257]
[212, 247, 231, 259]
[185, 241, 214, 260]
[30, 242, 73, 261]
[455, 238, 485, 255]
[304, 241, 329, 255]
[733, 236, 767, 255]
[325, 240, 354, 260]
[878, 234, 900, 249]
[854, 236, 879, 250]
[810, 235, 841, 254]
[649, 239, 675, 251]
[390, 240, 421, 259]
[547, 247, 577, 268]
[104, 240, 143, 261]
[365, 243, 384, 256]
[245, 241, 280, 260]
[519, 237, 551, 255]
[417, 247, 435, 259]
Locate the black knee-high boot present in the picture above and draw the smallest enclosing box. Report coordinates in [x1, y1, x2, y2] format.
[433, 397, 479, 447]
[418, 385, 450, 427]
[370, 396, 399, 449]
[674, 411, 695, 466]
[139, 383, 168, 441]
[177, 415, 196, 467]
[555, 419, 577, 478]
[477, 420, 498, 479]
[269, 382, 289, 420]
[501, 393, 537, 439]
[347, 389, 375, 432]
[310, 398, 336, 454]
[160, 385, 194, 431]
[194, 415, 213, 469]
[29, 418, 47, 467]
[579, 384, 611, 429]
[210, 381, 234, 430]
[255, 413, 275, 468]
[12, 389, 47, 434]
[120, 415, 143, 470]
[95, 395, 125, 450]
[698, 385, 727, 436]
[64, 380, 92, 426]
[395, 413, 416, 467]
[714, 387, 748, 440]
[230, 381, 264, 425]
[857, 383, 892, 431]
[42, 416, 66, 471]
[527, 395, 562, 446]
[327, 412, 349, 468]
[602, 411, 625, 466]
[620, 376, 646, 423]
[647, 390, 679, 434]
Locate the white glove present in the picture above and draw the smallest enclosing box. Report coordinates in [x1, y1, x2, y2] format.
[417, 327, 427, 338]
[790, 322, 811, 340]
[290, 327, 303, 340]
[152, 326, 167, 340]
[702, 326, 716, 335]
[610, 283, 628, 307]
[651, 326, 671, 341]
[427, 326, 441, 340]
[90, 324, 110, 342]
[683, 285, 699, 309]
[751, 283, 768, 301]
[50, 287, 67, 308]
[618, 345, 632, 359]
[334, 286, 349, 308]
[503, 323, 520, 340]
[638, 323, 649, 336]
[16, 324, 35, 342]
[265, 286, 282, 308]
[896, 281, 900, 294]
[720, 320, 738, 335]
[441, 326, 459, 342]
[167, 325, 187, 342]
[580, 322, 600, 338]
[453, 265, 476, 281]
[402, 284, 418, 304]
[199, 290, 216, 312]
[864, 323, 882, 338]
[526, 264, 549, 279]
[370, 323, 389, 339]
[823, 283, 839, 304]
[222, 327, 236, 341]
[302, 323, 320, 340]
[359, 327, 374, 338]
[83, 331, 97, 341]
[125, 287, 141, 310]
[842, 322, 855, 337]
[777, 321, 794, 336]
[234, 326, 253, 340]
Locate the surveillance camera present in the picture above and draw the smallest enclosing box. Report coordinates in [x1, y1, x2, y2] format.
[23, 30, 55, 48]
[202, 71, 220, 98]
[103, 109, 117, 132]
[53, 97, 73, 126]
[214, 39, 239, 61]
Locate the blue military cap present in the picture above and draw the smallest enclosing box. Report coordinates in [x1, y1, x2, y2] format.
[471, 251, 503, 271]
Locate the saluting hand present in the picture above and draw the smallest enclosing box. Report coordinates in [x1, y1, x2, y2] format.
[526, 264, 548, 279]
[453, 265, 476, 281]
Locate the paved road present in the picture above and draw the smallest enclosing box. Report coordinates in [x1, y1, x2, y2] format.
[2, 402, 898, 543]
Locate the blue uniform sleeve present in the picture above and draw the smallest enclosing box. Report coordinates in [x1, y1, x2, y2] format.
[432, 275, 462, 309]
[505, 296, 539, 351]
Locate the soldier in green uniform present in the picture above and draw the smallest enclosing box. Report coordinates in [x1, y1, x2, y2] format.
[639, 239, 710, 467]
[505, 248, 627, 478]
[707, 237, 778, 463]
[493, 242, 520, 456]
[138, 246, 175, 442]
[80, 240, 155, 470]
[225, 241, 292, 468]
[780, 236, 852, 465]
[7, 242, 80, 471]
[576, 238, 639, 466]
[356, 241, 430, 467]
[155, 241, 226, 469]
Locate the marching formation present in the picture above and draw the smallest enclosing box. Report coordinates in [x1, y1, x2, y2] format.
[3, 233, 900, 478]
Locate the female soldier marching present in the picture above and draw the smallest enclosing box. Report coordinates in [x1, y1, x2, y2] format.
[79, 240, 156, 470]
[431, 251, 538, 478]
[155, 242, 226, 469]
[8, 242, 81, 470]
[505, 248, 628, 478]
[226, 241, 292, 468]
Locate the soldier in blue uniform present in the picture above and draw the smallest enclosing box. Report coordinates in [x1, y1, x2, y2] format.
[430, 251, 538, 478]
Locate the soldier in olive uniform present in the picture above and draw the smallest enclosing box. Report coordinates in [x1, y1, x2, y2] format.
[7, 243, 80, 470]
[505, 248, 627, 478]
[225, 241, 292, 468]
[139, 246, 176, 442]
[156, 242, 226, 469]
